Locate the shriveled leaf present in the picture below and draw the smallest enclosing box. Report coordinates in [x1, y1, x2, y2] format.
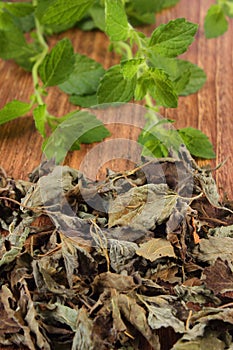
[194, 237, 233, 266]
[118, 294, 160, 349]
[109, 239, 138, 273]
[202, 258, 233, 294]
[108, 183, 178, 230]
[173, 333, 226, 350]
[149, 18, 198, 57]
[0, 228, 30, 267]
[72, 308, 95, 350]
[147, 304, 185, 333]
[37, 302, 78, 332]
[105, 0, 129, 41]
[136, 238, 176, 262]
[39, 38, 75, 87]
[93, 271, 136, 293]
[0, 100, 31, 125]
[209, 224, 233, 238]
[0, 285, 37, 350]
[60, 234, 79, 288]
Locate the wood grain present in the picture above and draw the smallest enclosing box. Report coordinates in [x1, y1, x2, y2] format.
[0, 1, 233, 350]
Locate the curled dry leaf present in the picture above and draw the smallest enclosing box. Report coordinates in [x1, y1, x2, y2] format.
[136, 238, 176, 262]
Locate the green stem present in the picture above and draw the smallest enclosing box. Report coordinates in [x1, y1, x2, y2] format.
[31, 1, 49, 106]
[113, 41, 133, 59]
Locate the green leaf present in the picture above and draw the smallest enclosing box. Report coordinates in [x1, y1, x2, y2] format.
[2, 2, 34, 17]
[97, 65, 136, 103]
[178, 127, 216, 159]
[36, 0, 95, 25]
[138, 136, 169, 158]
[125, 0, 179, 25]
[176, 60, 206, 96]
[0, 100, 31, 125]
[204, 4, 228, 38]
[149, 18, 198, 57]
[172, 70, 191, 94]
[33, 105, 47, 138]
[105, 0, 129, 41]
[147, 68, 178, 108]
[222, 1, 233, 18]
[44, 111, 110, 163]
[149, 55, 206, 96]
[39, 38, 75, 87]
[69, 94, 98, 107]
[121, 58, 145, 80]
[0, 12, 31, 60]
[78, 124, 110, 144]
[59, 54, 105, 95]
[88, 3, 105, 31]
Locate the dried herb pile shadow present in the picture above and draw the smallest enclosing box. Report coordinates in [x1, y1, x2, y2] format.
[1, 150, 233, 350]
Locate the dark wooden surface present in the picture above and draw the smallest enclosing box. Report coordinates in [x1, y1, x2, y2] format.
[0, 1, 233, 350]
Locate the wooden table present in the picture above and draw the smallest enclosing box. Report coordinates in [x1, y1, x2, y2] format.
[0, 1, 233, 349]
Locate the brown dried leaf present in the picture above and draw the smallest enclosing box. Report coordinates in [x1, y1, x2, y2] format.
[108, 183, 178, 230]
[72, 308, 95, 350]
[194, 237, 233, 266]
[136, 238, 176, 262]
[93, 271, 136, 293]
[202, 258, 233, 294]
[118, 293, 160, 350]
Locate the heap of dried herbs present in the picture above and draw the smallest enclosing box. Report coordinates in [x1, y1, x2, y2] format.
[1, 149, 233, 350]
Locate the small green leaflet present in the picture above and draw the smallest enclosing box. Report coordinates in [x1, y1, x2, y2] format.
[148, 55, 206, 96]
[149, 18, 198, 58]
[121, 58, 145, 80]
[178, 127, 216, 159]
[0, 100, 31, 125]
[105, 0, 130, 41]
[204, 4, 228, 38]
[176, 60, 206, 96]
[59, 54, 105, 95]
[97, 65, 136, 103]
[39, 39, 75, 87]
[36, 0, 94, 26]
[33, 105, 47, 138]
[44, 111, 110, 163]
[222, 1, 233, 18]
[143, 68, 178, 108]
